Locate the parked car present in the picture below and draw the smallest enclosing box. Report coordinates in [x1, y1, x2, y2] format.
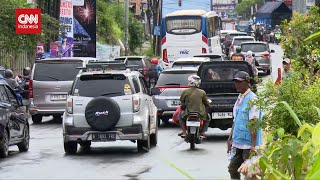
[151, 68, 198, 125]
[0, 78, 30, 158]
[171, 57, 210, 69]
[29, 57, 96, 124]
[240, 41, 275, 75]
[197, 61, 255, 130]
[63, 63, 157, 154]
[223, 32, 248, 56]
[229, 36, 255, 57]
[114, 56, 157, 85]
[194, 53, 228, 61]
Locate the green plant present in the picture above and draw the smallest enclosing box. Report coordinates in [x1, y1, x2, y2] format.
[235, 0, 264, 18]
[258, 102, 320, 179]
[254, 75, 320, 135]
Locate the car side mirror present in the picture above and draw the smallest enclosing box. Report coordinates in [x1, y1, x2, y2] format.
[270, 50, 275, 53]
[21, 99, 31, 106]
[150, 88, 161, 96]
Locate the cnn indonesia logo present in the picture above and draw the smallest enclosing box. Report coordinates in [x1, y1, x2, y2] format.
[16, 8, 41, 34]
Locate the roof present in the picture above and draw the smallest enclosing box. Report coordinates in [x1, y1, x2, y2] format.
[162, 68, 198, 72]
[174, 57, 210, 63]
[166, 10, 207, 17]
[228, 32, 247, 35]
[35, 57, 97, 63]
[115, 56, 146, 59]
[220, 30, 238, 34]
[232, 36, 255, 40]
[77, 69, 141, 77]
[241, 41, 268, 45]
[256, 2, 292, 18]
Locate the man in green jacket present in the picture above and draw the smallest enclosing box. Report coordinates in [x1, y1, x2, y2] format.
[179, 75, 211, 138]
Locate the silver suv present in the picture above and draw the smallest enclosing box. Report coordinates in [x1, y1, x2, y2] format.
[63, 63, 158, 154]
[29, 57, 96, 124]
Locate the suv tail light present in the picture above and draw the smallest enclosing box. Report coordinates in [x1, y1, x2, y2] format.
[202, 48, 207, 54]
[261, 53, 270, 57]
[28, 80, 33, 98]
[133, 95, 141, 112]
[67, 98, 73, 114]
[162, 49, 168, 63]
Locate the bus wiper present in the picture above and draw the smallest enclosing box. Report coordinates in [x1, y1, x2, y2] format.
[164, 83, 181, 86]
[43, 75, 61, 81]
[100, 92, 123, 96]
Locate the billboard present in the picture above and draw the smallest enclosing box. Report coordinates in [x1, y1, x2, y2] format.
[59, 0, 74, 57]
[162, 0, 211, 17]
[73, 0, 96, 57]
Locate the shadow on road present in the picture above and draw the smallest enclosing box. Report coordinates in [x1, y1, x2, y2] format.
[30, 116, 62, 126]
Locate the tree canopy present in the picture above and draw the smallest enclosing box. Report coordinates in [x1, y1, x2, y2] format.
[235, 0, 264, 18]
[0, 0, 59, 54]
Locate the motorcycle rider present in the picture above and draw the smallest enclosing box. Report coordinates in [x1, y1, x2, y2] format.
[18, 67, 31, 99]
[4, 69, 23, 103]
[231, 47, 245, 61]
[245, 51, 259, 76]
[274, 25, 281, 33]
[179, 75, 211, 138]
[254, 23, 262, 41]
[247, 24, 253, 32]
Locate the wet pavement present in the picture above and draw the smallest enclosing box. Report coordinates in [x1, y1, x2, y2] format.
[0, 44, 283, 179]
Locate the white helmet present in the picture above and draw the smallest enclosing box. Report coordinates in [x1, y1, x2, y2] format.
[256, 23, 260, 26]
[188, 75, 201, 87]
[247, 51, 253, 56]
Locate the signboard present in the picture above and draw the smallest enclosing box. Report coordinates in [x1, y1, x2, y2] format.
[96, 43, 120, 60]
[73, 0, 96, 57]
[59, 0, 74, 57]
[16, 8, 41, 34]
[154, 26, 161, 36]
[73, 0, 84, 6]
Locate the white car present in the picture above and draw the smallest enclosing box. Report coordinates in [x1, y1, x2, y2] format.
[63, 62, 158, 154]
[171, 57, 210, 69]
[229, 36, 255, 57]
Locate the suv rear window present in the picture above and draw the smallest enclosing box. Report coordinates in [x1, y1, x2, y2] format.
[156, 71, 196, 86]
[241, 44, 267, 52]
[200, 65, 251, 82]
[34, 62, 82, 81]
[125, 58, 143, 67]
[73, 74, 130, 97]
[233, 38, 254, 46]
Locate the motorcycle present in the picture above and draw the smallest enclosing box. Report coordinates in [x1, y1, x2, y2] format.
[185, 112, 202, 150]
[269, 32, 275, 43]
[274, 32, 281, 45]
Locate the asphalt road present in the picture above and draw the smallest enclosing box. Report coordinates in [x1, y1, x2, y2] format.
[0, 44, 283, 180]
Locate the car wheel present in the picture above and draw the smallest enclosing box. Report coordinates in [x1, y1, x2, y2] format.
[17, 125, 30, 152]
[80, 141, 91, 151]
[266, 69, 271, 75]
[53, 115, 62, 122]
[150, 122, 158, 146]
[137, 123, 151, 152]
[161, 116, 170, 124]
[32, 115, 42, 124]
[64, 141, 77, 155]
[0, 130, 9, 158]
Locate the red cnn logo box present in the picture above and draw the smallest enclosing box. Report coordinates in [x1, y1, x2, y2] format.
[16, 8, 41, 34]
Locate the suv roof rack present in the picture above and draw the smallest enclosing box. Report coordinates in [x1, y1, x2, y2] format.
[77, 61, 140, 72]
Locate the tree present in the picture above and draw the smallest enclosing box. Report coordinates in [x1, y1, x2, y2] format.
[0, 0, 59, 55]
[97, 0, 144, 54]
[235, 0, 264, 18]
[281, 7, 320, 83]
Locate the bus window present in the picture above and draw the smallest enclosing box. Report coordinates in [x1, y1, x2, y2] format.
[166, 16, 202, 35]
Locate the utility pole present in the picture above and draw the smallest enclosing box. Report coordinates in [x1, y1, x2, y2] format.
[125, 0, 129, 55]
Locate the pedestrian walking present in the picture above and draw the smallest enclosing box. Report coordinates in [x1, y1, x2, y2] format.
[282, 58, 293, 80]
[227, 71, 263, 179]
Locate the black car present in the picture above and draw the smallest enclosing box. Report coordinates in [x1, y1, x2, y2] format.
[114, 56, 157, 85]
[0, 78, 30, 158]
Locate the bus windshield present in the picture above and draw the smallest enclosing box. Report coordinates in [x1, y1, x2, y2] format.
[166, 16, 202, 35]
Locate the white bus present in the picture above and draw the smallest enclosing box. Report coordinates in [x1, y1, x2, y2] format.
[161, 10, 221, 65]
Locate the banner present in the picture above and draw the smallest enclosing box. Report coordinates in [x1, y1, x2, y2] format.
[60, 0, 74, 57]
[73, 0, 96, 57]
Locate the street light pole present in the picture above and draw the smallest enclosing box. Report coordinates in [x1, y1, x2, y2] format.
[125, 0, 129, 55]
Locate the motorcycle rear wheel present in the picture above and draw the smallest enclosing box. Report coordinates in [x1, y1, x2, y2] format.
[190, 134, 195, 150]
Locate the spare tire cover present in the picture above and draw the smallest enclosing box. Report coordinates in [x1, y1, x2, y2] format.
[85, 97, 121, 131]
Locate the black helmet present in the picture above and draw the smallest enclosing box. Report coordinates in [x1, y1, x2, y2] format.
[5, 69, 14, 78]
[236, 47, 242, 53]
[23, 67, 31, 76]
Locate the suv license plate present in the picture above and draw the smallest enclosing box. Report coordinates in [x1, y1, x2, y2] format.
[171, 100, 180, 106]
[51, 95, 67, 101]
[92, 133, 116, 141]
[211, 112, 233, 119]
[186, 121, 200, 127]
